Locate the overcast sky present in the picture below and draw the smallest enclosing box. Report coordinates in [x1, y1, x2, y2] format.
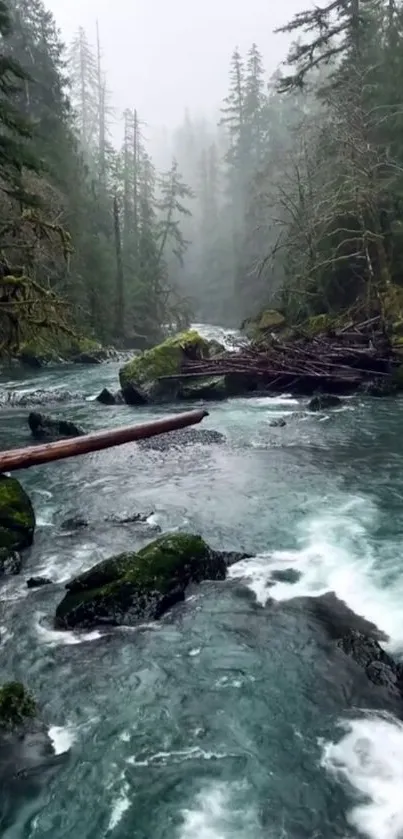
[46, 0, 304, 133]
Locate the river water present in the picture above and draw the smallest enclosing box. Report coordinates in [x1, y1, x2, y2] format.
[1, 325, 403, 839]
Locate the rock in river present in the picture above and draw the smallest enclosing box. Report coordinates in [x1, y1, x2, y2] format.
[55, 532, 238, 630]
[119, 330, 226, 405]
[0, 475, 35, 552]
[28, 411, 84, 440]
[308, 394, 342, 412]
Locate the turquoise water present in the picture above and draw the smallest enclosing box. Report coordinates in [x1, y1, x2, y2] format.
[1, 328, 403, 839]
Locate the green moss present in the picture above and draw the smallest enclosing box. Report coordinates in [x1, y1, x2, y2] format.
[0, 475, 35, 551]
[258, 309, 286, 330]
[56, 532, 216, 625]
[19, 334, 101, 365]
[0, 682, 36, 729]
[119, 330, 211, 390]
[68, 533, 209, 596]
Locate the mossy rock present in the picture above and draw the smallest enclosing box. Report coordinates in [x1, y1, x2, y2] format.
[119, 330, 224, 405]
[242, 308, 286, 340]
[55, 532, 228, 629]
[258, 309, 286, 331]
[0, 682, 36, 729]
[0, 476, 35, 551]
[18, 334, 103, 367]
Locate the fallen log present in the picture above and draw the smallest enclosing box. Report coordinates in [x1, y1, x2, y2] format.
[0, 409, 208, 473]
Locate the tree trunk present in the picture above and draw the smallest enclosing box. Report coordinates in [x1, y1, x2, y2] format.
[113, 194, 125, 339]
[0, 410, 208, 472]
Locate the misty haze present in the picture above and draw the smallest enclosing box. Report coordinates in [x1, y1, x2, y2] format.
[0, 1, 403, 839]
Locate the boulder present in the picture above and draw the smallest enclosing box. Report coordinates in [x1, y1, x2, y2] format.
[96, 387, 123, 405]
[269, 417, 286, 428]
[0, 475, 35, 552]
[28, 411, 84, 440]
[119, 330, 226, 405]
[60, 515, 88, 531]
[242, 308, 286, 340]
[55, 532, 231, 630]
[308, 394, 342, 412]
[27, 576, 52, 588]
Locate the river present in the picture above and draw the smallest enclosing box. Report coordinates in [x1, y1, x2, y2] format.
[1, 324, 403, 839]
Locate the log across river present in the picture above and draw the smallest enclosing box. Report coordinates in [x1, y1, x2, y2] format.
[0, 409, 208, 472]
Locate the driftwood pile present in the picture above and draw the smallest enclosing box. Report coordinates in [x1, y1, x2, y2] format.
[159, 315, 398, 395]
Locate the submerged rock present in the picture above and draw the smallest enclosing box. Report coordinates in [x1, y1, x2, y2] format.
[0, 475, 35, 552]
[119, 330, 226, 405]
[55, 532, 233, 630]
[138, 428, 225, 450]
[28, 411, 84, 440]
[27, 576, 52, 589]
[308, 394, 342, 412]
[60, 515, 88, 531]
[0, 549, 21, 576]
[270, 568, 301, 584]
[269, 418, 286, 428]
[96, 387, 123, 405]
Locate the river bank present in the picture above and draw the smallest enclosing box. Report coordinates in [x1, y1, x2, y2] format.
[0, 326, 403, 838]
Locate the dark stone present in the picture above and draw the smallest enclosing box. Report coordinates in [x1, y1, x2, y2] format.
[96, 387, 117, 405]
[105, 512, 150, 525]
[96, 388, 124, 405]
[269, 418, 286, 428]
[121, 382, 149, 405]
[270, 568, 301, 584]
[60, 515, 88, 531]
[0, 549, 21, 575]
[28, 412, 84, 440]
[27, 576, 52, 589]
[308, 394, 342, 412]
[139, 428, 225, 451]
[55, 532, 235, 630]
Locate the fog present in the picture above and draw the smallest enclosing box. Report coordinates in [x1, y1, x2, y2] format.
[46, 0, 303, 129]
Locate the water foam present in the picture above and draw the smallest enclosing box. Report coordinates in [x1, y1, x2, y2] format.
[228, 496, 403, 648]
[107, 772, 131, 832]
[35, 612, 103, 646]
[178, 783, 258, 839]
[48, 724, 76, 754]
[322, 712, 403, 839]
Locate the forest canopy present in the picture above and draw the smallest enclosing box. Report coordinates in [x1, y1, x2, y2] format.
[0, 0, 402, 353]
